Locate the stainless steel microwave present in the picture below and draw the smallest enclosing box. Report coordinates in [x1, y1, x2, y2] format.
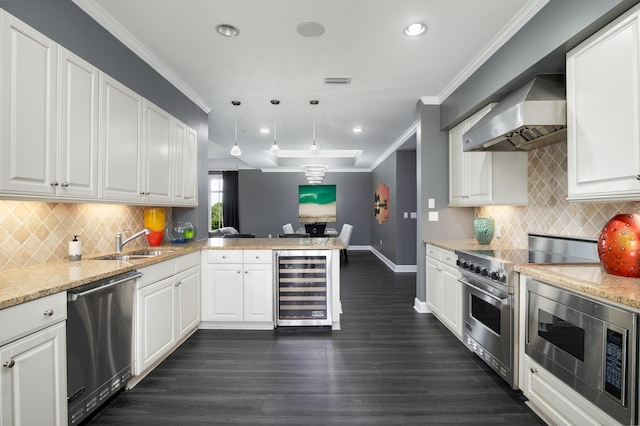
[525, 278, 637, 425]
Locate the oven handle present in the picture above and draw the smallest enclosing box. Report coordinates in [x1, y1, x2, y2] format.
[458, 277, 510, 305]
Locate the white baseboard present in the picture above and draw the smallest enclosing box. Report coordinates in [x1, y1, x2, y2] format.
[414, 297, 430, 313]
[369, 246, 417, 272]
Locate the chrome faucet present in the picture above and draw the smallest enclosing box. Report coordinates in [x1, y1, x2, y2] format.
[115, 229, 151, 253]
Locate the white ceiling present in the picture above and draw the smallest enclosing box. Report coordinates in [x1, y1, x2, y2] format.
[73, 0, 547, 172]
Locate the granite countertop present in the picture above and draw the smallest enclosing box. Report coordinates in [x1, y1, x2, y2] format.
[425, 239, 640, 312]
[0, 237, 344, 311]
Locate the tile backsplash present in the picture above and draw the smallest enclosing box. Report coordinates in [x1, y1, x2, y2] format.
[477, 141, 640, 248]
[0, 202, 171, 271]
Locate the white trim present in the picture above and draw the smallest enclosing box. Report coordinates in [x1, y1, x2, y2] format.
[369, 120, 418, 171]
[71, 0, 211, 114]
[369, 246, 417, 273]
[422, 0, 550, 104]
[414, 297, 430, 314]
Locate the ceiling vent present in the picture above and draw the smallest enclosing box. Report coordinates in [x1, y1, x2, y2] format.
[323, 76, 351, 85]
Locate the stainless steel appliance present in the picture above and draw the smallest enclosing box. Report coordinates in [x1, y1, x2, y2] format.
[455, 233, 598, 389]
[66, 271, 141, 424]
[525, 278, 636, 425]
[462, 74, 567, 152]
[275, 250, 332, 326]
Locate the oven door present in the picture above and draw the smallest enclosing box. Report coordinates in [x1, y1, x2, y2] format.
[460, 275, 513, 373]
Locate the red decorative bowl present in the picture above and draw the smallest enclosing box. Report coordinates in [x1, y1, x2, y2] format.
[598, 214, 640, 277]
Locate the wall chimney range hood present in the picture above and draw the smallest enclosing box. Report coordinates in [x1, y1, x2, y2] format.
[462, 74, 567, 152]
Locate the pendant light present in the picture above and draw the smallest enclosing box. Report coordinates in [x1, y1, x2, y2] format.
[310, 99, 319, 151]
[270, 99, 280, 154]
[230, 100, 242, 157]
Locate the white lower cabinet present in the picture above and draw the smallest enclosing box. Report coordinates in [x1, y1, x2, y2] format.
[522, 355, 620, 426]
[201, 250, 274, 329]
[0, 293, 67, 426]
[134, 252, 200, 376]
[425, 245, 462, 339]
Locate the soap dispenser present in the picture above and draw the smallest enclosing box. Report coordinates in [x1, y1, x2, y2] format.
[69, 235, 82, 261]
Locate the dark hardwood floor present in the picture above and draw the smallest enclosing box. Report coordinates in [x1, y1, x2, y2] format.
[89, 251, 544, 425]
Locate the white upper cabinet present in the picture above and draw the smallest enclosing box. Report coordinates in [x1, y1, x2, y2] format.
[99, 74, 143, 202]
[567, 7, 640, 201]
[449, 105, 528, 207]
[0, 12, 58, 195]
[58, 48, 100, 199]
[141, 99, 173, 204]
[173, 120, 198, 206]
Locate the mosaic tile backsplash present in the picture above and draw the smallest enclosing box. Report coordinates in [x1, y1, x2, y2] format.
[477, 141, 640, 248]
[0, 202, 171, 271]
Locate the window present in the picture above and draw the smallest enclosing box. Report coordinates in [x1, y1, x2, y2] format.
[209, 173, 223, 231]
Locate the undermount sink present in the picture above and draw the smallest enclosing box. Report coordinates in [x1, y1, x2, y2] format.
[95, 249, 177, 261]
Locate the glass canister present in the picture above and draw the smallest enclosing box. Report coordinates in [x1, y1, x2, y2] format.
[474, 216, 495, 245]
[143, 207, 165, 246]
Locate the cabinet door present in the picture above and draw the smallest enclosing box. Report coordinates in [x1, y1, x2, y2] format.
[425, 257, 441, 315]
[465, 106, 493, 204]
[567, 11, 640, 200]
[99, 74, 142, 201]
[0, 322, 66, 426]
[141, 100, 172, 204]
[202, 263, 244, 322]
[172, 120, 187, 204]
[136, 276, 176, 373]
[243, 263, 273, 323]
[448, 121, 468, 206]
[0, 13, 58, 195]
[176, 266, 200, 341]
[58, 48, 99, 199]
[183, 127, 198, 205]
[440, 264, 462, 339]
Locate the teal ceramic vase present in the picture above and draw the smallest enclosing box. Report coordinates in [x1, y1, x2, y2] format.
[474, 216, 495, 245]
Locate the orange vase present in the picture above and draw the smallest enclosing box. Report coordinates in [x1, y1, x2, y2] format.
[143, 208, 165, 246]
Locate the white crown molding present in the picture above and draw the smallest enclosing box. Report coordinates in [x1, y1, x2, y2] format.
[437, 0, 550, 103]
[419, 96, 440, 105]
[369, 119, 418, 171]
[71, 0, 211, 114]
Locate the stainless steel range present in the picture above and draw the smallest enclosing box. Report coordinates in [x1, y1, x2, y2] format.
[455, 233, 598, 389]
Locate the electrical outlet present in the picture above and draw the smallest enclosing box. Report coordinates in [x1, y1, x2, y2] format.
[380, 239, 383, 245]
[496, 225, 502, 239]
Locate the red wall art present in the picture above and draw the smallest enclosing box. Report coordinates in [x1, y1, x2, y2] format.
[374, 181, 389, 224]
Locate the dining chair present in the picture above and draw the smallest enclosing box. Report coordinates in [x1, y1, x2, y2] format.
[338, 224, 354, 263]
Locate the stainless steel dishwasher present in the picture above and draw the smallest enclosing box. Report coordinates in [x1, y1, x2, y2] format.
[66, 270, 142, 425]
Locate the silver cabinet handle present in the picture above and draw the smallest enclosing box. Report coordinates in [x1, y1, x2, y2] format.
[530, 368, 538, 374]
[222, 255, 227, 259]
[43, 309, 54, 316]
[50, 181, 59, 187]
[3, 360, 15, 368]
[636, 175, 640, 180]
[61, 182, 69, 187]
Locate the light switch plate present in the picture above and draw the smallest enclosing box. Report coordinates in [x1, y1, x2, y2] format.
[428, 198, 435, 209]
[410, 212, 417, 219]
[404, 212, 408, 218]
[428, 211, 439, 221]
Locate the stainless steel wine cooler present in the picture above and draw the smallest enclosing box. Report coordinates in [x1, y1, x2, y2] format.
[275, 250, 332, 326]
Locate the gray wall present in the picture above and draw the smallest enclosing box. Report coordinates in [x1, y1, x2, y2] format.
[441, 0, 639, 129]
[0, 1, 211, 240]
[237, 170, 371, 245]
[416, 103, 475, 301]
[371, 151, 417, 265]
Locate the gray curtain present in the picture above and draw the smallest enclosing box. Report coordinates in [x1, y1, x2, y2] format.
[222, 171, 240, 231]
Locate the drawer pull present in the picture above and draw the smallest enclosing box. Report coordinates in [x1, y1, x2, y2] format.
[3, 360, 15, 368]
[222, 255, 227, 259]
[43, 309, 54, 317]
[636, 175, 640, 180]
[530, 368, 538, 374]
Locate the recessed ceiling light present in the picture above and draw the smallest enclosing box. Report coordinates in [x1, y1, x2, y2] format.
[353, 127, 363, 133]
[216, 24, 240, 37]
[404, 23, 427, 36]
[260, 128, 269, 134]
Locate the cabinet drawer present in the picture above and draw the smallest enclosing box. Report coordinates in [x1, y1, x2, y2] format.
[244, 250, 272, 264]
[206, 250, 243, 263]
[440, 249, 458, 268]
[426, 244, 441, 261]
[137, 259, 176, 288]
[176, 251, 199, 272]
[0, 292, 66, 346]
